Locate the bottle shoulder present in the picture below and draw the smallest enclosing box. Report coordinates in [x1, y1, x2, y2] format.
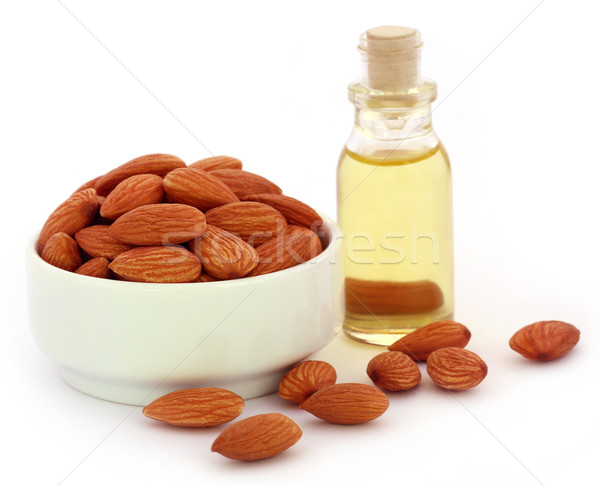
[342, 128, 447, 167]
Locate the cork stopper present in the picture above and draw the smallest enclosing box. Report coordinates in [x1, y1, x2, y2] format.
[358, 25, 423, 91]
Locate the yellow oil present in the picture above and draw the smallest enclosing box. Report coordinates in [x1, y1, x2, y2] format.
[337, 144, 454, 345]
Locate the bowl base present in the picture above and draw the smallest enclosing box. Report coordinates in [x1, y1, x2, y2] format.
[59, 367, 286, 406]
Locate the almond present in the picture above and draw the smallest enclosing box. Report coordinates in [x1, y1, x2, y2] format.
[426, 347, 487, 390]
[211, 413, 302, 461]
[345, 278, 445, 315]
[74, 225, 134, 260]
[278, 360, 337, 403]
[241, 193, 323, 230]
[367, 351, 421, 391]
[163, 168, 239, 211]
[205, 202, 286, 247]
[109, 203, 206, 246]
[38, 188, 98, 251]
[195, 272, 218, 282]
[75, 257, 111, 278]
[94, 153, 186, 196]
[100, 174, 165, 219]
[210, 169, 282, 198]
[388, 320, 471, 361]
[40, 232, 82, 272]
[509, 320, 580, 361]
[142, 388, 244, 427]
[188, 225, 258, 279]
[189, 155, 242, 172]
[299, 383, 389, 424]
[109, 246, 202, 283]
[247, 225, 322, 277]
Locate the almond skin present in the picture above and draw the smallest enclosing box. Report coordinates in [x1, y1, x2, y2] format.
[210, 169, 282, 198]
[189, 155, 242, 172]
[74, 225, 134, 260]
[94, 153, 186, 196]
[278, 361, 337, 403]
[426, 347, 487, 390]
[388, 320, 471, 361]
[247, 225, 323, 277]
[188, 225, 258, 279]
[75, 257, 111, 278]
[163, 167, 239, 211]
[40, 232, 82, 272]
[241, 193, 323, 230]
[195, 272, 218, 282]
[367, 351, 421, 391]
[100, 174, 165, 219]
[299, 383, 389, 424]
[345, 278, 445, 315]
[509, 320, 580, 361]
[205, 202, 287, 247]
[109, 246, 202, 283]
[38, 188, 98, 251]
[212, 413, 302, 461]
[109, 203, 207, 246]
[142, 388, 244, 427]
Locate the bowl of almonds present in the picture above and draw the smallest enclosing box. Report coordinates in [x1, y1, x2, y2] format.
[26, 154, 344, 405]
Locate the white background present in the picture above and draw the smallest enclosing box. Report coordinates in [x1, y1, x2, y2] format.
[2, 1, 599, 485]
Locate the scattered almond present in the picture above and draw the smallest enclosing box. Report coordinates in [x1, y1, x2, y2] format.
[367, 351, 421, 391]
[278, 360, 337, 403]
[142, 388, 244, 427]
[41, 232, 82, 272]
[75, 257, 110, 278]
[426, 347, 487, 390]
[109, 203, 206, 246]
[109, 246, 202, 283]
[299, 383, 389, 424]
[100, 174, 165, 219]
[388, 320, 471, 361]
[211, 413, 302, 461]
[509, 320, 580, 361]
[211, 169, 282, 198]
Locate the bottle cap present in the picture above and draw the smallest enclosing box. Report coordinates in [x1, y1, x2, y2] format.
[358, 25, 423, 91]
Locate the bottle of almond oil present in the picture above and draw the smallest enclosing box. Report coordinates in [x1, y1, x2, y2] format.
[337, 26, 453, 345]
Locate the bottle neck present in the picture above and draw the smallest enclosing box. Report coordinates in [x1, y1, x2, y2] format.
[354, 104, 433, 141]
[345, 79, 440, 158]
[348, 79, 438, 142]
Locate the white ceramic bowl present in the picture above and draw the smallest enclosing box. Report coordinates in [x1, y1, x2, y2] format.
[26, 214, 343, 405]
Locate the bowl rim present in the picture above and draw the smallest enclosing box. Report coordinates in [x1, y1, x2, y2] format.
[27, 211, 341, 289]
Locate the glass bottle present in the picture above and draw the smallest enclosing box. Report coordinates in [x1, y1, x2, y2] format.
[337, 26, 454, 346]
